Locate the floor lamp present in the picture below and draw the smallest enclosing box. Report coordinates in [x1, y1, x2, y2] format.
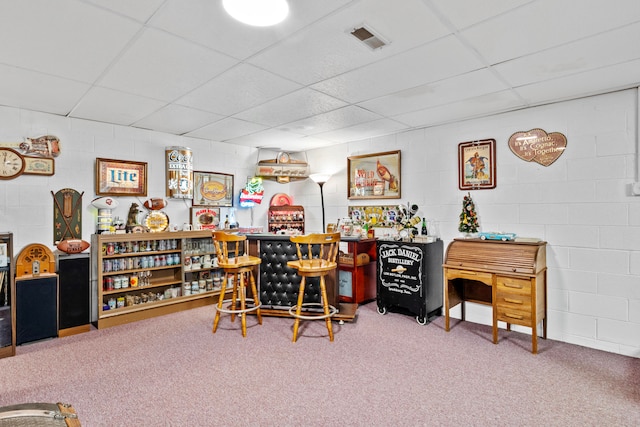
[309, 173, 331, 232]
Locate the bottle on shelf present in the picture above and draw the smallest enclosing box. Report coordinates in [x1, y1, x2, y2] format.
[224, 215, 229, 229]
[421, 218, 428, 235]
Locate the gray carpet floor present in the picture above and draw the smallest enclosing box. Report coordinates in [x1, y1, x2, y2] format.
[1, 302, 639, 426]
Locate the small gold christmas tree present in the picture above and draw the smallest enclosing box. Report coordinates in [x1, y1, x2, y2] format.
[458, 192, 479, 233]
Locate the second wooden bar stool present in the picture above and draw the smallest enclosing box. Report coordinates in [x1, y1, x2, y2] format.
[287, 232, 341, 342]
[212, 231, 262, 337]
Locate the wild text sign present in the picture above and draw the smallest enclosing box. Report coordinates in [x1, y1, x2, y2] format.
[508, 128, 567, 167]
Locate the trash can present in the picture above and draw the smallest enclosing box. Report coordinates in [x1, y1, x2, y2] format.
[376, 239, 443, 324]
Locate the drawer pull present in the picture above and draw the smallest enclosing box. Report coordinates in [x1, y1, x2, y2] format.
[504, 298, 523, 304]
[504, 313, 524, 320]
[503, 282, 523, 289]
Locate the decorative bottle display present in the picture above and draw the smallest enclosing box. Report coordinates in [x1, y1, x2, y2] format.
[92, 230, 224, 329]
[268, 206, 304, 234]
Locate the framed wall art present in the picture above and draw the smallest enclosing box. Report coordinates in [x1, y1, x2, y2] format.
[458, 139, 496, 190]
[95, 158, 147, 196]
[347, 150, 400, 200]
[191, 207, 220, 230]
[193, 171, 234, 207]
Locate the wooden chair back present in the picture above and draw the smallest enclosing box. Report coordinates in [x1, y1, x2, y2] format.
[290, 232, 341, 269]
[212, 231, 247, 266]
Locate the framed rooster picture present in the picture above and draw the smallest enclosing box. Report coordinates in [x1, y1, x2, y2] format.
[348, 150, 400, 200]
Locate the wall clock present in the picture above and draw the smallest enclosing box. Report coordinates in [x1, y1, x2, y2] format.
[0, 147, 26, 179]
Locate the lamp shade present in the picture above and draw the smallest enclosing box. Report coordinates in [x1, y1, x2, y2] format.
[309, 173, 331, 184]
[223, 0, 289, 27]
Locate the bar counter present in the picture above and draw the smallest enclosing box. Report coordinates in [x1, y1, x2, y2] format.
[245, 233, 357, 321]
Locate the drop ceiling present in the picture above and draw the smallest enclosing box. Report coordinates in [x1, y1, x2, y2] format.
[2, 0, 640, 151]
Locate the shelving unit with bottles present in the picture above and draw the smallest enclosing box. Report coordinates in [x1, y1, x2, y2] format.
[0, 232, 15, 359]
[91, 230, 225, 329]
[268, 205, 305, 234]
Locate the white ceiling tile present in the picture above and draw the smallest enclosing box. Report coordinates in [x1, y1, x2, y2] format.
[279, 106, 383, 135]
[98, 28, 238, 102]
[0, 65, 90, 115]
[176, 64, 302, 116]
[234, 88, 348, 127]
[149, 0, 354, 60]
[82, 0, 166, 22]
[248, 0, 450, 85]
[315, 118, 409, 143]
[493, 22, 640, 87]
[133, 104, 224, 135]
[514, 59, 640, 105]
[0, 0, 141, 83]
[226, 128, 318, 150]
[312, 35, 484, 103]
[1, 0, 640, 149]
[393, 90, 525, 128]
[359, 69, 509, 116]
[461, 0, 640, 65]
[185, 118, 268, 142]
[70, 87, 166, 125]
[429, 0, 534, 29]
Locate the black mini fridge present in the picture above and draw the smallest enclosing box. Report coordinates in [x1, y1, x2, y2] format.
[376, 239, 443, 324]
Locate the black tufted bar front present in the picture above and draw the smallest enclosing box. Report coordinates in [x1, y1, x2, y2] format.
[246, 234, 338, 313]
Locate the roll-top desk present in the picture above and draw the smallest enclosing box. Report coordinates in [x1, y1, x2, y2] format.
[443, 238, 547, 353]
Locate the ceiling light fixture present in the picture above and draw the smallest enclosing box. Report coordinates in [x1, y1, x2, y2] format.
[223, 0, 289, 27]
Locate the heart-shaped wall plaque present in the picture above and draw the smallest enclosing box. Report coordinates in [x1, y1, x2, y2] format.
[508, 128, 567, 166]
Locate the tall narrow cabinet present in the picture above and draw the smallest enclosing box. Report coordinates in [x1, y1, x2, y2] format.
[0, 232, 15, 359]
[91, 230, 222, 329]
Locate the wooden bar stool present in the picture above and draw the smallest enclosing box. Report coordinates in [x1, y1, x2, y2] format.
[287, 232, 340, 342]
[212, 231, 262, 337]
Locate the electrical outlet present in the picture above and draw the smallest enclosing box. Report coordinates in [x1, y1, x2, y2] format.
[32, 260, 40, 275]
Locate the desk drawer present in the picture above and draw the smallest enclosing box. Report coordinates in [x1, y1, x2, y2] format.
[446, 269, 493, 283]
[496, 306, 532, 327]
[496, 291, 531, 312]
[496, 276, 531, 295]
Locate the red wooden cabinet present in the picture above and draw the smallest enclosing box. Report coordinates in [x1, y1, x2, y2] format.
[338, 237, 377, 304]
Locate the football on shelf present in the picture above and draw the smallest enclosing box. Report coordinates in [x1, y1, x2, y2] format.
[57, 239, 90, 254]
[143, 198, 168, 210]
[91, 196, 119, 209]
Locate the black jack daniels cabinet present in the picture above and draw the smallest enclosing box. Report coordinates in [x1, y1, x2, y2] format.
[376, 239, 443, 325]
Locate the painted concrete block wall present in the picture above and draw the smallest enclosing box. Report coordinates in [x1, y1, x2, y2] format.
[0, 106, 273, 254]
[1, 87, 638, 357]
[300, 89, 640, 357]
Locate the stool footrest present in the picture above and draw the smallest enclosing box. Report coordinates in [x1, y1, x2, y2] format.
[288, 302, 337, 320]
[216, 298, 262, 315]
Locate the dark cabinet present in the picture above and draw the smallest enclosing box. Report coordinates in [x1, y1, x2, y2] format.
[0, 232, 15, 358]
[376, 239, 443, 324]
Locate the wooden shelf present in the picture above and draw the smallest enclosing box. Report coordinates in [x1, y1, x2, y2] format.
[92, 230, 222, 329]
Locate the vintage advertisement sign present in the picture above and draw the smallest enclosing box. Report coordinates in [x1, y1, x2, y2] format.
[508, 128, 567, 167]
[165, 146, 193, 199]
[377, 242, 423, 295]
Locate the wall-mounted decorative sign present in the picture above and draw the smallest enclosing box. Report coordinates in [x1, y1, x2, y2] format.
[95, 158, 147, 196]
[0, 135, 61, 158]
[165, 146, 193, 199]
[51, 188, 83, 244]
[191, 207, 220, 230]
[348, 150, 401, 200]
[458, 139, 496, 190]
[508, 128, 567, 167]
[193, 171, 234, 207]
[24, 156, 55, 176]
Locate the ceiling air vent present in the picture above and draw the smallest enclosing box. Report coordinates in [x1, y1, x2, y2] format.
[350, 25, 388, 50]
